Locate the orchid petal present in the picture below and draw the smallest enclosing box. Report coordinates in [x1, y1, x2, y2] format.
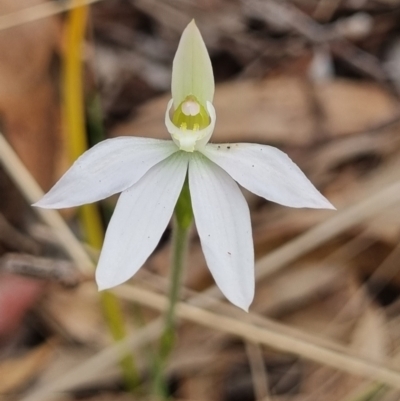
[201, 143, 335, 209]
[172, 20, 214, 109]
[96, 152, 189, 290]
[34, 137, 178, 208]
[189, 153, 254, 311]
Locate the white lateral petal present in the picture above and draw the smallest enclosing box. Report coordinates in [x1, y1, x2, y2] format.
[96, 152, 189, 290]
[189, 153, 254, 311]
[172, 20, 214, 108]
[202, 143, 335, 209]
[34, 137, 178, 208]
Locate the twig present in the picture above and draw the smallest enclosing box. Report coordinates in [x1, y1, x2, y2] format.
[20, 318, 163, 401]
[0, 134, 93, 274]
[2, 127, 400, 397]
[0, 253, 81, 287]
[245, 342, 271, 401]
[91, 285, 400, 390]
[21, 283, 400, 401]
[38, 175, 400, 396]
[232, 178, 400, 294]
[0, 213, 40, 254]
[242, 0, 387, 82]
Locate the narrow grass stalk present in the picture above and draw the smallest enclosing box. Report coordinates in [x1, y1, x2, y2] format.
[100, 292, 140, 392]
[63, 2, 139, 390]
[152, 180, 192, 398]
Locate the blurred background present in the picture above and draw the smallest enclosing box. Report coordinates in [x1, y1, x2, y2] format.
[0, 0, 400, 400]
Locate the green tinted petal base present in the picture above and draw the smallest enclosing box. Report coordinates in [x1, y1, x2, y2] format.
[165, 99, 216, 152]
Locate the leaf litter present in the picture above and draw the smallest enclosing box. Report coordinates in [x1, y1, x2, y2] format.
[1, 0, 400, 400]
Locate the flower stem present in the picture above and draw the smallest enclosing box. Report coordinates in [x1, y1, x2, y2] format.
[63, 3, 139, 391]
[152, 179, 193, 398]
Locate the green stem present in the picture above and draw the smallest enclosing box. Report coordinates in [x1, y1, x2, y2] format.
[152, 179, 192, 398]
[163, 219, 190, 348]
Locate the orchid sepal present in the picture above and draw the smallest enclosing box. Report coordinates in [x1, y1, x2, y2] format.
[171, 20, 214, 110]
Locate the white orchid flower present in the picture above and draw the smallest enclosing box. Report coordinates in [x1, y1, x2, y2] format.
[34, 20, 334, 311]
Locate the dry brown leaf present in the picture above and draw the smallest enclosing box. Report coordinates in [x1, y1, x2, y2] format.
[279, 270, 364, 344]
[315, 80, 399, 135]
[0, 342, 53, 393]
[33, 347, 120, 394]
[253, 263, 344, 318]
[304, 304, 391, 401]
[301, 363, 366, 401]
[365, 205, 400, 245]
[112, 78, 398, 146]
[0, 0, 62, 190]
[113, 77, 315, 145]
[42, 283, 109, 346]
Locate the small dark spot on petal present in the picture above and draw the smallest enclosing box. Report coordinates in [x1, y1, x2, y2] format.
[227, 146, 231, 150]
[228, 252, 231, 255]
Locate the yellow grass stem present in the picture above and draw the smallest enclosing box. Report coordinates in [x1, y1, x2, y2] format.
[62, 2, 139, 391]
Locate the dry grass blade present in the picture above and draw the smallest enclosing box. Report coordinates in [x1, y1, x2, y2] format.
[96, 285, 400, 389]
[0, 253, 80, 287]
[0, 0, 103, 31]
[20, 319, 163, 401]
[1, 3, 399, 401]
[211, 176, 400, 299]
[0, 343, 54, 394]
[0, 213, 40, 254]
[2, 128, 400, 398]
[245, 342, 271, 401]
[0, 134, 93, 274]
[21, 282, 400, 401]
